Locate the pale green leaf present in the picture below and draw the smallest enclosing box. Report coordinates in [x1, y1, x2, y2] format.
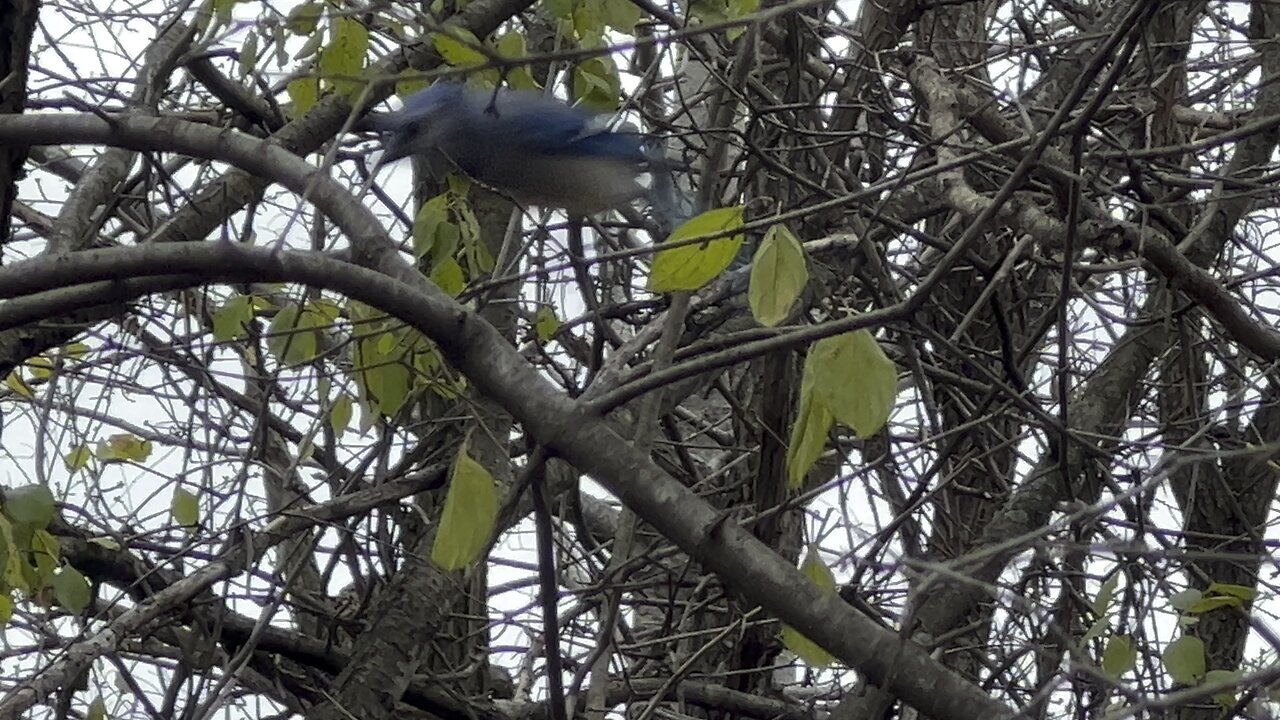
[648, 206, 745, 292]
[86, 697, 107, 720]
[1100, 634, 1135, 679]
[1162, 635, 1206, 685]
[212, 293, 256, 341]
[780, 547, 837, 667]
[808, 330, 897, 438]
[1092, 572, 1120, 617]
[786, 372, 833, 489]
[1205, 669, 1241, 708]
[1206, 582, 1256, 601]
[5, 485, 55, 528]
[431, 448, 498, 570]
[1170, 589, 1202, 612]
[330, 394, 354, 436]
[1186, 596, 1241, 614]
[286, 1, 324, 34]
[267, 303, 321, 367]
[171, 488, 200, 528]
[748, 224, 808, 327]
[52, 566, 91, 612]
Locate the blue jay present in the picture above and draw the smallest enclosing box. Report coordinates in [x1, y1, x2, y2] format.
[374, 83, 668, 218]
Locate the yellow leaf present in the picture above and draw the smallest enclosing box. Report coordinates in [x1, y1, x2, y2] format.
[430, 257, 466, 297]
[95, 433, 153, 463]
[431, 448, 498, 570]
[534, 306, 561, 343]
[749, 224, 808, 327]
[27, 355, 54, 380]
[318, 17, 369, 96]
[5, 371, 32, 399]
[286, 76, 319, 117]
[807, 330, 897, 438]
[786, 370, 833, 489]
[286, 1, 324, 34]
[648, 206, 746, 292]
[432, 30, 486, 67]
[171, 488, 200, 528]
[63, 445, 93, 473]
[780, 547, 837, 667]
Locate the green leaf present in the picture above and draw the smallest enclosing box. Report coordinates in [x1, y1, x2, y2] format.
[1092, 572, 1120, 617]
[1162, 635, 1206, 685]
[354, 332, 412, 417]
[1100, 634, 1135, 679]
[495, 32, 539, 90]
[430, 257, 467, 297]
[171, 488, 200, 528]
[267, 303, 323, 367]
[286, 76, 319, 118]
[53, 566, 91, 612]
[1205, 669, 1241, 708]
[786, 370, 833, 489]
[5, 485, 55, 528]
[1082, 616, 1109, 645]
[330, 394, 354, 436]
[239, 31, 260, 77]
[212, 293, 256, 341]
[432, 30, 487, 67]
[534, 306, 561, 343]
[413, 194, 453, 259]
[286, 1, 324, 34]
[95, 433, 153, 463]
[431, 448, 498, 570]
[396, 71, 430, 98]
[1206, 582, 1256, 601]
[572, 56, 621, 111]
[63, 445, 93, 473]
[748, 224, 808, 327]
[648, 206, 746, 292]
[86, 697, 107, 720]
[0, 593, 12, 625]
[599, 0, 641, 32]
[808, 330, 897, 438]
[318, 17, 369, 96]
[31, 529, 60, 586]
[780, 547, 837, 667]
[1170, 589, 1202, 612]
[1186, 596, 1241, 614]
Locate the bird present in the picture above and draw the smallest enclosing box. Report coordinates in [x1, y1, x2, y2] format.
[373, 83, 663, 217]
